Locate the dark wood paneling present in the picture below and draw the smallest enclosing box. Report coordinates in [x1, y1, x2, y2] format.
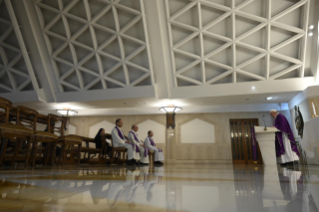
[230, 119, 262, 164]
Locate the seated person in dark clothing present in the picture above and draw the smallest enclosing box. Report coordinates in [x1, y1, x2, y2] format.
[94, 128, 112, 158]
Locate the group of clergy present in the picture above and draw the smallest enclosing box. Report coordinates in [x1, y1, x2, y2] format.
[107, 118, 164, 166]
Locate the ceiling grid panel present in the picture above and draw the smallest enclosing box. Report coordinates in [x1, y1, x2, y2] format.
[299, 0, 310, 78]
[34, 0, 153, 92]
[231, 0, 236, 83]
[165, 0, 310, 87]
[0, 0, 40, 94]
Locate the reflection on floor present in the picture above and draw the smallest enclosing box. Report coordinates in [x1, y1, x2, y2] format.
[0, 164, 318, 212]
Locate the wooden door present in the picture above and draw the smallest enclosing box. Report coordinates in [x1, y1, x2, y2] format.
[230, 119, 262, 164]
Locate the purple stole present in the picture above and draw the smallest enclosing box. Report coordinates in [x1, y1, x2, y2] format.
[274, 114, 300, 157]
[115, 127, 125, 139]
[130, 131, 148, 157]
[115, 127, 140, 153]
[149, 137, 162, 152]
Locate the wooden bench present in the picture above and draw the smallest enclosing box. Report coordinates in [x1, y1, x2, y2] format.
[72, 134, 112, 165]
[0, 103, 36, 167]
[48, 114, 82, 166]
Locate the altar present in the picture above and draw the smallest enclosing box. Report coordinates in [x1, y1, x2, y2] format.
[300, 116, 319, 161]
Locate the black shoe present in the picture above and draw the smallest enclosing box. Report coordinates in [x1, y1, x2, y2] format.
[126, 159, 136, 166]
[280, 163, 287, 166]
[138, 162, 149, 166]
[154, 161, 163, 166]
[126, 166, 136, 172]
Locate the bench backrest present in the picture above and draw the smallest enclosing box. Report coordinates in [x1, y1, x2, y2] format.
[16, 106, 38, 131]
[48, 114, 65, 136]
[0, 97, 12, 124]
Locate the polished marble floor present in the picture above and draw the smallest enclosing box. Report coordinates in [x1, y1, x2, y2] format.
[0, 164, 318, 212]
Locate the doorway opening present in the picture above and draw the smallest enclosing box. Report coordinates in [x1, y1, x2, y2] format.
[230, 119, 262, 164]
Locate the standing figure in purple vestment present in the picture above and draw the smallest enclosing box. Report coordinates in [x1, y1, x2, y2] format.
[270, 110, 300, 165]
[144, 130, 164, 165]
[128, 124, 149, 166]
[111, 118, 140, 166]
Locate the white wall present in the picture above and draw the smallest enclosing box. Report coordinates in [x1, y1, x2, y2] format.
[181, 118, 215, 144]
[67, 124, 76, 135]
[137, 119, 166, 144]
[89, 120, 114, 139]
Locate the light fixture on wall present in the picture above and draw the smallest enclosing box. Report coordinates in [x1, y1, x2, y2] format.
[159, 106, 182, 113]
[309, 25, 314, 29]
[267, 97, 273, 100]
[159, 106, 182, 129]
[57, 109, 78, 116]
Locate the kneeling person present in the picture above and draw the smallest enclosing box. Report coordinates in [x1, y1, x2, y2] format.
[111, 119, 140, 165]
[128, 125, 149, 166]
[144, 131, 164, 165]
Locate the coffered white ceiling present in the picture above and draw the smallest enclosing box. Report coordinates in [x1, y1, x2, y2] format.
[0, 0, 38, 93]
[166, 0, 311, 86]
[34, 0, 153, 92]
[0, 0, 318, 112]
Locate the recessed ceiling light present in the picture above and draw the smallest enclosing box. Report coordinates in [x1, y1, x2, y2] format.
[57, 109, 78, 116]
[309, 25, 314, 29]
[309, 32, 314, 36]
[252, 86, 255, 90]
[267, 97, 273, 100]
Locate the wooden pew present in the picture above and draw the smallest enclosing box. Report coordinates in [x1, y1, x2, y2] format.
[73, 134, 112, 164]
[6, 108, 57, 166]
[0, 102, 36, 167]
[48, 114, 82, 166]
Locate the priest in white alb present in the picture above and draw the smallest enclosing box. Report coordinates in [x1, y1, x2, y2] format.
[270, 110, 300, 165]
[144, 130, 164, 165]
[111, 118, 140, 165]
[128, 124, 149, 166]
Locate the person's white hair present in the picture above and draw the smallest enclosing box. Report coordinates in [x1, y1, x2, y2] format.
[270, 109, 277, 113]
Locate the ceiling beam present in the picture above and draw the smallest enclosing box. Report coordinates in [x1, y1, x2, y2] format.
[299, 0, 310, 78]
[5, 0, 45, 100]
[21, 0, 61, 102]
[55, 85, 156, 102]
[170, 77, 314, 99]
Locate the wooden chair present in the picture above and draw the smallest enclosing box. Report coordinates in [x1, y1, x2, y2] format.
[0, 102, 35, 167]
[140, 140, 155, 165]
[29, 113, 59, 167]
[148, 150, 155, 164]
[110, 135, 127, 166]
[48, 114, 82, 166]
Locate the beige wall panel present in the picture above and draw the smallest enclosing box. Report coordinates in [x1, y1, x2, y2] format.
[70, 115, 166, 138]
